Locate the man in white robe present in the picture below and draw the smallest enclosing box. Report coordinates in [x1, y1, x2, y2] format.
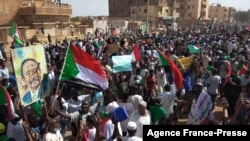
[129, 101, 151, 138]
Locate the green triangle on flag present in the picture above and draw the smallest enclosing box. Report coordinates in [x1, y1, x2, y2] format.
[9, 22, 23, 46]
[59, 45, 79, 81]
[157, 50, 169, 67]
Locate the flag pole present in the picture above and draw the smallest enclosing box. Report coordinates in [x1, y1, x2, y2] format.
[51, 81, 64, 107]
[53, 43, 71, 103]
[35, 63, 48, 118]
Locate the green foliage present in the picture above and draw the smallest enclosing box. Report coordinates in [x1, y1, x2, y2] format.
[70, 16, 79, 21]
[235, 10, 250, 22]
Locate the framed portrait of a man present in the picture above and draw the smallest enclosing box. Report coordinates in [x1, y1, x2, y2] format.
[11, 45, 48, 106]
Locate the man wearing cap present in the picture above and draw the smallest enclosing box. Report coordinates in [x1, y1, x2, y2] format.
[123, 121, 142, 141]
[129, 100, 151, 138]
[186, 81, 214, 125]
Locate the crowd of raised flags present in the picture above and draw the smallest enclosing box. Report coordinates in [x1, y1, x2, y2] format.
[0, 22, 250, 141]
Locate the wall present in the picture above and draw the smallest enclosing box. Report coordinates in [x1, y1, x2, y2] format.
[93, 20, 108, 33]
[0, 0, 22, 25]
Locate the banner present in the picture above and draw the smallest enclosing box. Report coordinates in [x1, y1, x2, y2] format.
[112, 55, 132, 73]
[176, 56, 195, 71]
[11, 45, 48, 106]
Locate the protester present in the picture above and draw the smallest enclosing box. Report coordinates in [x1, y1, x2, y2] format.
[186, 82, 214, 125]
[3, 20, 250, 141]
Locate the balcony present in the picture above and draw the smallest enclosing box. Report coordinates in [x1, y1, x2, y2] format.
[168, 2, 180, 8]
[19, 2, 72, 16]
[157, 12, 165, 18]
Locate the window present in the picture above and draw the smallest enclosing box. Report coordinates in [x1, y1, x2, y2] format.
[192, 5, 194, 9]
[129, 0, 132, 4]
[144, 8, 147, 13]
[144, 0, 147, 3]
[187, 5, 190, 9]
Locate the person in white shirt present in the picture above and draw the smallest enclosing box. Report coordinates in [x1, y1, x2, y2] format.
[55, 99, 100, 139]
[228, 40, 237, 54]
[101, 90, 122, 141]
[129, 100, 151, 138]
[158, 84, 176, 124]
[50, 91, 68, 137]
[123, 121, 142, 141]
[127, 92, 143, 113]
[43, 116, 63, 141]
[66, 88, 92, 137]
[207, 68, 221, 109]
[129, 68, 142, 88]
[155, 66, 168, 94]
[77, 115, 97, 141]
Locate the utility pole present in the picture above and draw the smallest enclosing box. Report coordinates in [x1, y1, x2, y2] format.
[146, 0, 149, 34]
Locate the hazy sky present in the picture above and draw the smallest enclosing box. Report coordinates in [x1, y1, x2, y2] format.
[63, 0, 250, 17]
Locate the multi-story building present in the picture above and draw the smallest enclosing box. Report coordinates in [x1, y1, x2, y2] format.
[0, 0, 72, 43]
[109, 0, 180, 31]
[177, 0, 210, 25]
[209, 4, 236, 23]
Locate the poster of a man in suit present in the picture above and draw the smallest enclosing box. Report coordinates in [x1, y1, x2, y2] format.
[11, 45, 48, 106]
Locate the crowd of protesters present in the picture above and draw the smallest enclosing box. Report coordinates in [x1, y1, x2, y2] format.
[0, 24, 250, 141]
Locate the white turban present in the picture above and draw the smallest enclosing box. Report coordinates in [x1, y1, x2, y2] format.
[105, 101, 119, 113]
[127, 121, 137, 131]
[139, 100, 147, 107]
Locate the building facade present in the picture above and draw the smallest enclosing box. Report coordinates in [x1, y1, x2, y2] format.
[209, 4, 236, 23]
[109, 0, 180, 31]
[0, 0, 72, 43]
[177, 0, 210, 25]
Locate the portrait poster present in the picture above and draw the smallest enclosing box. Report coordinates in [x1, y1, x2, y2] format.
[11, 45, 48, 106]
